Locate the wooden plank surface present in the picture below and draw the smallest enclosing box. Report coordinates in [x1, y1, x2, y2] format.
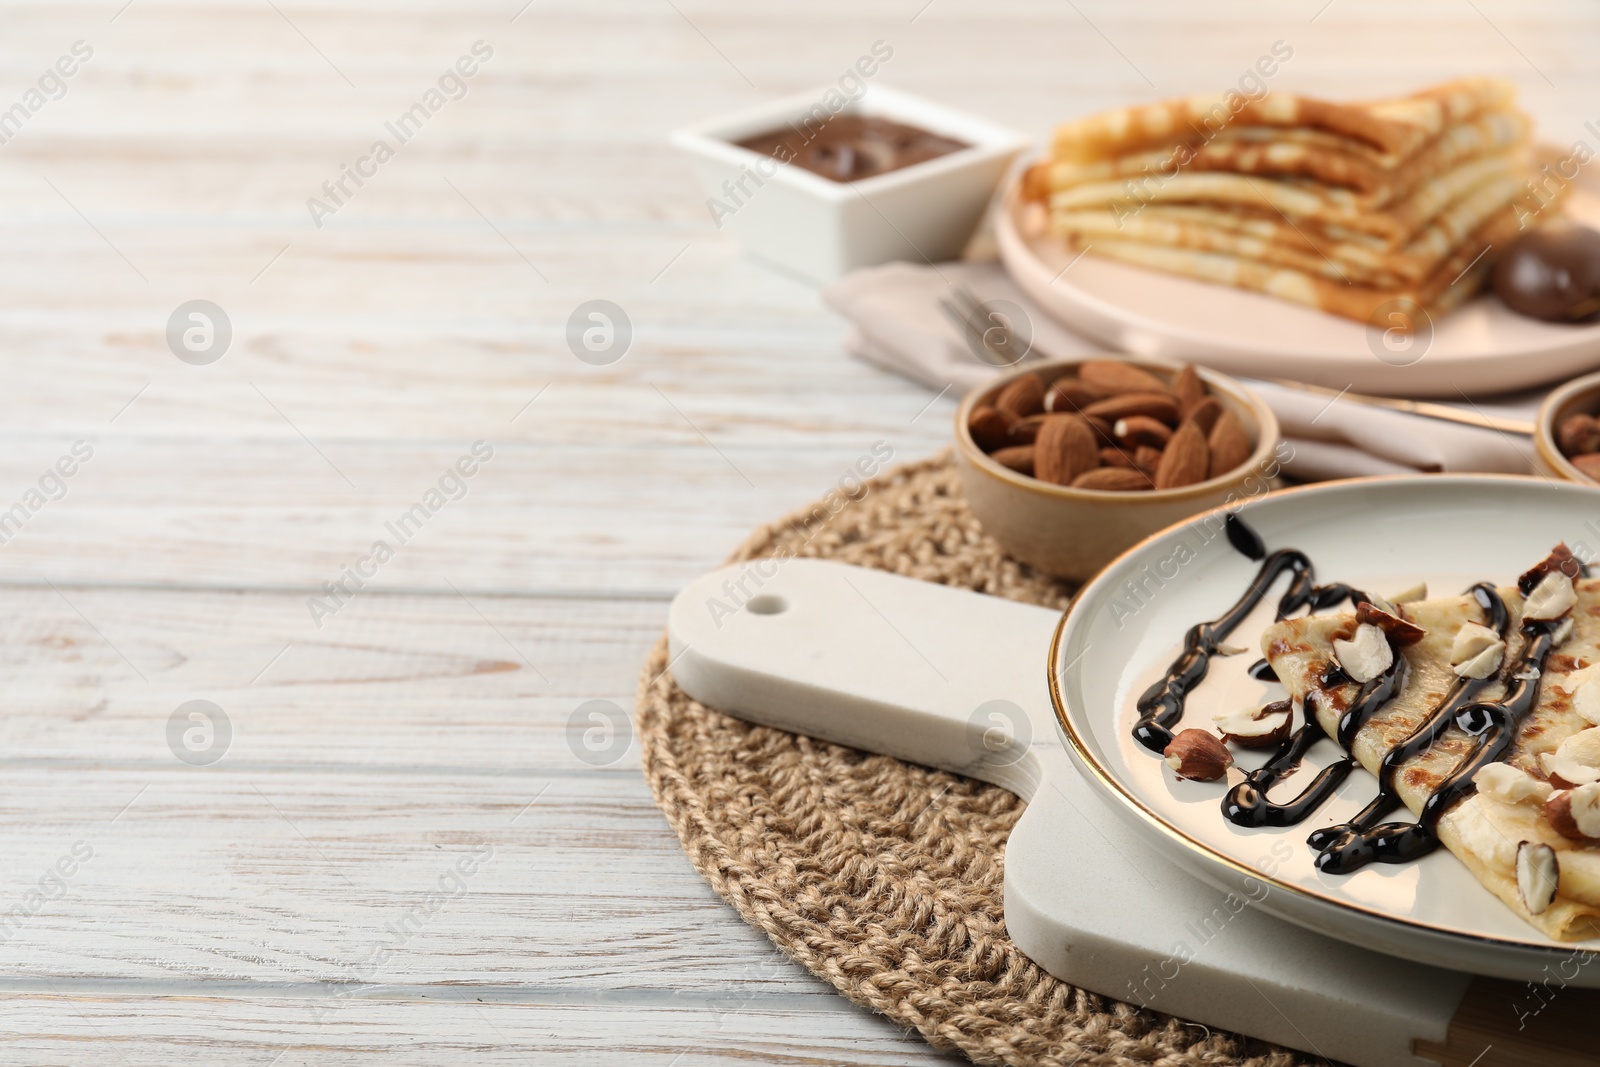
[2, 0, 1599, 1062]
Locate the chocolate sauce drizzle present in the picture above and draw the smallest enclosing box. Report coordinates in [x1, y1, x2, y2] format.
[1223, 656, 1408, 832]
[1133, 519, 1582, 877]
[1303, 584, 1512, 872]
[1131, 516, 1358, 754]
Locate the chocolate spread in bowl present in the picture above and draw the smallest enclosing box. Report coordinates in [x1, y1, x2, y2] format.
[735, 114, 969, 182]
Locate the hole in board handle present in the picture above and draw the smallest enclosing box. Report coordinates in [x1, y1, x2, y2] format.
[744, 595, 789, 616]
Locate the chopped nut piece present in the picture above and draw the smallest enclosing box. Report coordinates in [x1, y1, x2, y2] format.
[1516, 841, 1560, 915]
[1332, 623, 1393, 683]
[1540, 727, 1600, 788]
[1162, 729, 1233, 781]
[1545, 783, 1600, 841]
[1575, 679, 1600, 727]
[1213, 701, 1292, 749]
[1473, 763, 1553, 806]
[1519, 543, 1583, 593]
[1453, 641, 1505, 680]
[1356, 601, 1426, 646]
[1450, 621, 1501, 665]
[1522, 570, 1578, 622]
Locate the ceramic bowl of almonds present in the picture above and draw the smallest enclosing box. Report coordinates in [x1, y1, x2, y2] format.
[1535, 370, 1600, 484]
[953, 357, 1281, 581]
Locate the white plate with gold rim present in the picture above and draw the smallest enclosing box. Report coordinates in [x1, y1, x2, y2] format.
[996, 171, 1600, 398]
[1054, 475, 1600, 975]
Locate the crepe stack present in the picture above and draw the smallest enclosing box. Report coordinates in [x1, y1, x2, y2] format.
[1023, 78, 1557, 326]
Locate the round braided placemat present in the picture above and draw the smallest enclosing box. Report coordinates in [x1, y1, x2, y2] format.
[636, 452, 1312, 1067]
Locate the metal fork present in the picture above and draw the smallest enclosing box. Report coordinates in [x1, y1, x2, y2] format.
[938, 283, 1027, 367]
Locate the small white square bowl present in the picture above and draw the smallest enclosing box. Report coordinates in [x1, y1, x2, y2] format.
[672, 85, 1029, 283]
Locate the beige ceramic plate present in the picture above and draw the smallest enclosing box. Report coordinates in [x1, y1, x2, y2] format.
[1053, 476, 1600, 978]
[998, 172, 1600, 398]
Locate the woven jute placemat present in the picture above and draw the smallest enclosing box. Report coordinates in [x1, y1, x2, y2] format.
[636, 452, 1313, 1067]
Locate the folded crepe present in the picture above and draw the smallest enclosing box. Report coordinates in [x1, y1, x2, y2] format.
[1262, 549, 1600, 940]
[1029, 109, 1529, 207]
[1047, 168, 1531, 288]
[1051, 77, 1515, 162]
[1072, 193, 1533, 324]
[1023, 77, 1555, 326]
[1039, 151, 1523, 244]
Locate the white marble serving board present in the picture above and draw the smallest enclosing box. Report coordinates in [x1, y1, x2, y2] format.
[668, 559, 1474, 1067]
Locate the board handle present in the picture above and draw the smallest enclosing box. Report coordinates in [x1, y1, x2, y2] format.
[667, 558, 1066, 798]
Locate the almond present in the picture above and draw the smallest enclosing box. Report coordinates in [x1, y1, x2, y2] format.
[1174, 363, 1206, 413]
[1072, 466, 1152, 491]
[1545, 783, 1600, 841]
[990, 446, 1035, 476]
[1574, 453, 1600, 483]
[1558, 412, 1600, 456]
[1034, 415, 1099, 485]
[1079, 359, 1173, 397]
[967, 405, 1014, 452]
[1083, 392, 1181, 425]
[1084, 414, 1117, 446]
[995, 373, 1045, 419]
[1099, 447, 1136, 469]
[1113, 415, 1172, 449]
[1163, 729, 1233, 781]
[1134, 445, 1163, 472]
[1043, 378, 1105, 413]
[1207, 408, 1252, 478]
[1184, 396, 1223, 436]
[1154, 419, 1209, 489]
[1008, 413, 1047, 445]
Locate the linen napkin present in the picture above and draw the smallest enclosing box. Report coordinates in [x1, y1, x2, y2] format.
[823, 261, 1543, 481]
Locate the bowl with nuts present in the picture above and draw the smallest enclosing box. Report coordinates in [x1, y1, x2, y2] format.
[1535, 370, 1600, 485]
[954, 357, 1280, 581]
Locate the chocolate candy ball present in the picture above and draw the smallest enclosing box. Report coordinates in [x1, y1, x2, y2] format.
[1492, 223, 1600, 323]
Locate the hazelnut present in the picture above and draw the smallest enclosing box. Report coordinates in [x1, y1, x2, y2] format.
[1449, 621, 1500, 665]
[1522, 570, 1578, 622]
[1332, 623, 1393, 683]
[1212, 700, 1292, 749]
[1518, 543, 1583, 591]
[1545, 782, 1600, 841]
[1473, 762, 1553, 806]
[1516, 841, 1560, 916]
[1540, 727, 1600, 788]
[1453, 642, 1505, 680]
[1356, 600, 1427, 646]
[1575, 678, 1600, 726]
[1162, 729, 1233, 781]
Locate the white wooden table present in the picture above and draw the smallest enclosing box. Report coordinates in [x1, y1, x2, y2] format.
[0, 2, 1595, 1062]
